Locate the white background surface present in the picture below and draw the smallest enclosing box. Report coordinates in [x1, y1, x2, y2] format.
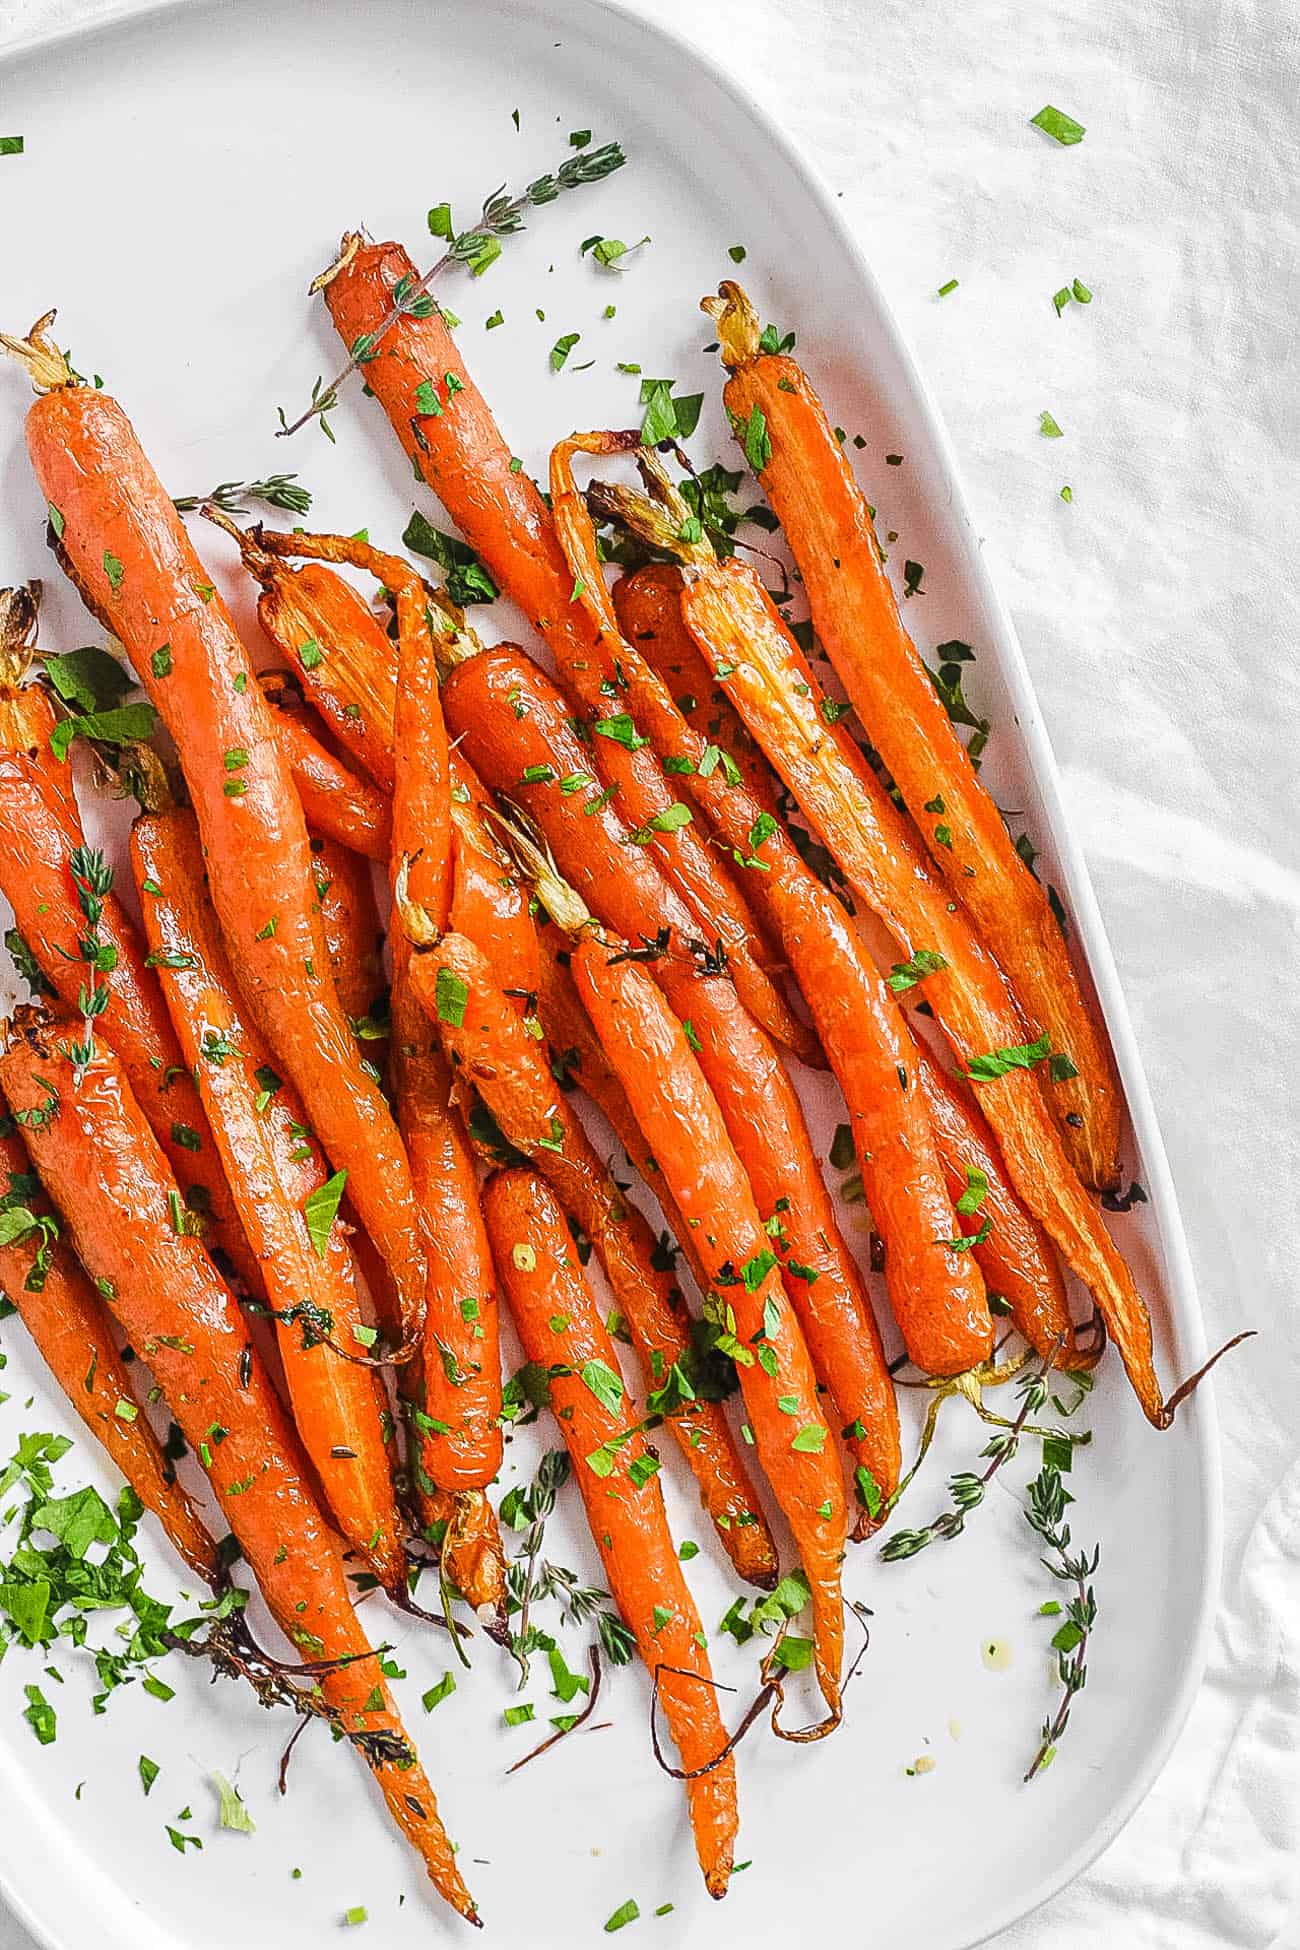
[0, 0, 1297, 1945]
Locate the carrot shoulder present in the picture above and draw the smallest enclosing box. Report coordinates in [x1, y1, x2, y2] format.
[0, 1015, 474, 1918]
[0, 1103, 216, 1581]
[707, 281, 1122, 1192]
[130, 809, 406, 1592]
[484, 1166, 737, 1898]
[13, 344, 425, 1336]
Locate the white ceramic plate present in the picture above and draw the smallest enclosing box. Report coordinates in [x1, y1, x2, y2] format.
[0, 2, 1219, 1946]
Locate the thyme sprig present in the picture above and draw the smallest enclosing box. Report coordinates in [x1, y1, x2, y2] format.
[173, 474, 312, 517]
[1023, 1462, 1099, 1778]
[881, 1348, 1083, 1560]
[275, 140, 626, 440]
[61, 845, 115, 1087]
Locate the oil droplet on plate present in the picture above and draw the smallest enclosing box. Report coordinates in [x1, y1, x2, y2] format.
[981, 1638, 1013, 1672]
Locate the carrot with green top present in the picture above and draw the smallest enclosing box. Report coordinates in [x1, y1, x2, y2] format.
[403, 928, 778, 1589]
[315, 237, 813, 1066]
[0, 585, 261, 1298]
[674, 551, 1175, 1422]
[0, 1013, 477, 1921]
[0, 1097, 217, 1581]
[2, 319, 426, 1340]
[260, 670, 391, 861]
[705, 281, 1123, 1192]
[484, 1166, 738, 1896]
[130, 809, 405, 1591]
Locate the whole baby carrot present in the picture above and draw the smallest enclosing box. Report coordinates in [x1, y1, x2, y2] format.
[130, 809, 405, 1591]
[0, 1014, 477, 1919]
[317, 237, 812, 1065]
[308, 833, 387, 1031]
[706, 281, 1122, 1192]
[484, 1166, 738, 1897]
[404, 932, 778, 1588]
[3, 319, 426, 1338]
[0, 585, 260, 1297]
[260, 671, 391, 861]
[0, 1099, 216, 1580]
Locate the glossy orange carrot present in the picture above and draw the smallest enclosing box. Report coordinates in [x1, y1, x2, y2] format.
[0, 1013, 476, 1919]
[389, 579, 504, 1542]
[4, 322, 425, 1339]
[441, 646, 906, 1484]
[318, 238, 813, 1065]
[678, 555, 1169, 1423]
[448, 752, 541, 1007]
[260, 671, 391, 861]
[0, 587, 261, 1297]
[484, 1167, 737, 1896]
[707, 282, 1122, 1191]
[915, 1051, 1093, 1368]
[614, 564, 783, 813]
[553, 437, 986, 1402]
[211, 510, 399, 793]
[561, 927, 847, 1719]
[308, 833, 387, 1030]
[0, 1100, 216, 1580]
[130, 810, 405, 1590]
[406, 931, 778, 1587]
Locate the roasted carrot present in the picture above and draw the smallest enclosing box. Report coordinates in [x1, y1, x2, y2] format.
[405, 931, 778, 1588]
[677, 555, 1170, 1423]
[614, 564, 783, 814]
[448, 753, 541, 1007]
[260, 670, 391, 861]
[441, 644, 909, 1491]
[0, 585, 261, 1298]
[558, 924, 847, 1719]
[915, 1051, 1094, 1368]
[0, 1013, 476, 1919]
[4, 320, 426, 1337]
[0, 1098, 216, 1581]
[553, 436, 986, 1403]
[130, 809, 406, 1591]
[706, 282, 1123, 1191]
[484, 1167, 737, 1896]
[389, 578, 504, 1567]
[317, 238, 813, 1065]
[308, 833, 387, 1031]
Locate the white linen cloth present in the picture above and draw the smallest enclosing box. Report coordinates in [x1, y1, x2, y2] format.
[0, 0, 1296, 1944]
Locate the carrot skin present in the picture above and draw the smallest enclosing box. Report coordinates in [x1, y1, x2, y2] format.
[262, 675, 392, 861]
[322, 241, 811, 1065]
[309, 833, 387, 1029]
[442, 646, 905, 1477]
[409, 934, 777, 1587]
[679, 558, 1164, 1423]
[25, 383, 425, 1336]
[0, 682, 261, 1298]
[716, 310, 1122, 1190]
[915, 1050, 1089, 1367]
[0, 1021, 474, 1916]
[567, 936, 847, 1715]
[0, 1109, 216, 1581]
[483, 1166, 738, 1897]
[130, 810, 405, 1590]
[448, 752, 541, 1006]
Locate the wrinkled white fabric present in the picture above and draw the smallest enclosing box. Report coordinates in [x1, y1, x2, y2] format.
[1, 0, 1297, 1944]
